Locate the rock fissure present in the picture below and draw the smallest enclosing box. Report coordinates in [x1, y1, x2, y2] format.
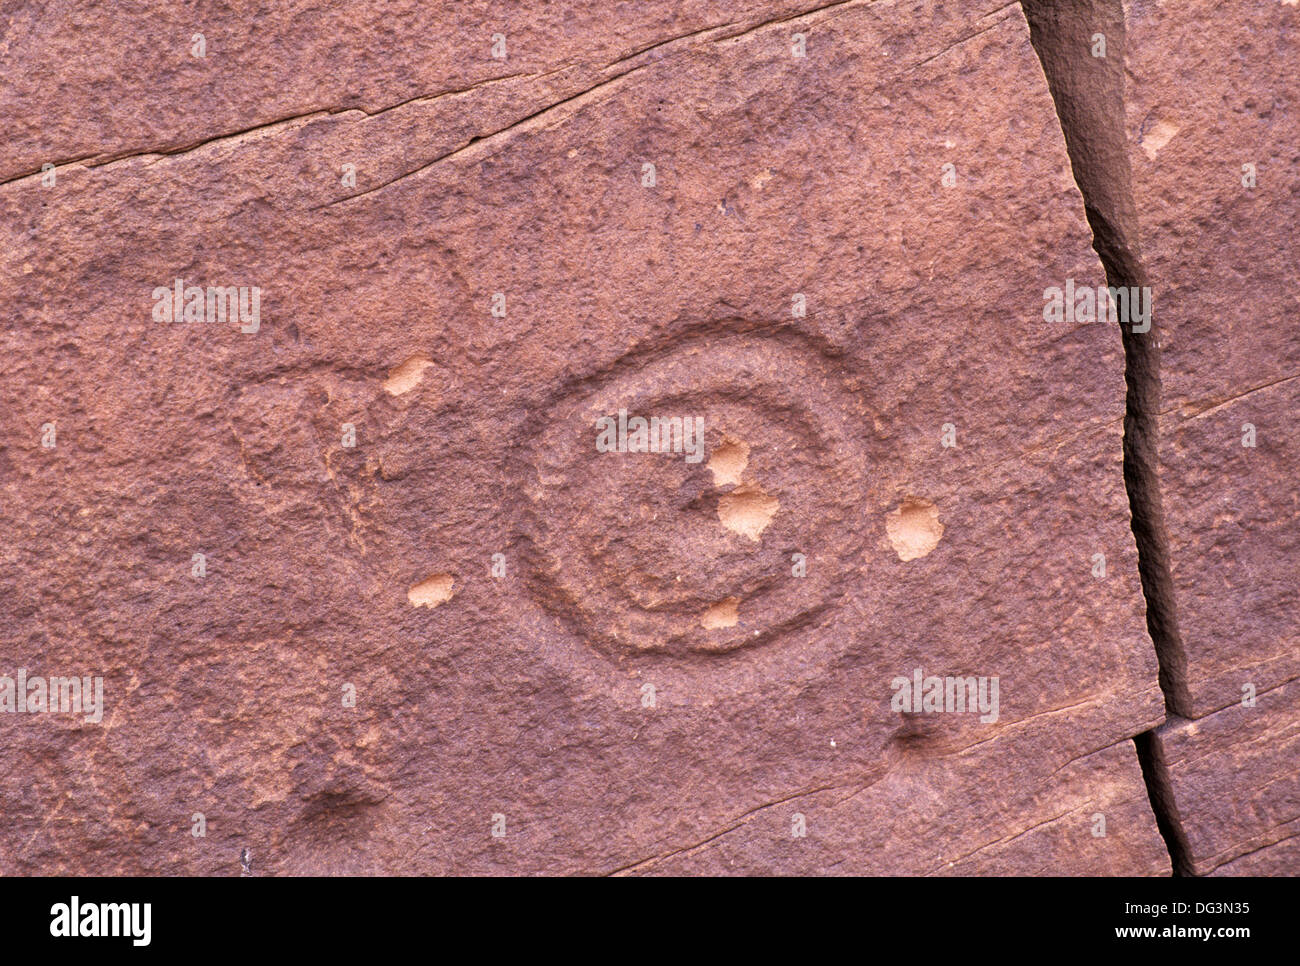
[1021, 0, 1195, 874]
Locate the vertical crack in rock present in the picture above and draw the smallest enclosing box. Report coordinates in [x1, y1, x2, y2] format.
[1020, 0, 1196, 872]
[1133, 731, 1195, 876]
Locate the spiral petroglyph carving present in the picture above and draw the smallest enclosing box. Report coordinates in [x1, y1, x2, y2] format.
[513, 331, 887, 692]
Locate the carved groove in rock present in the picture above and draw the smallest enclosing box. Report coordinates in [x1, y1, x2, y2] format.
[514, 330, 882, 690]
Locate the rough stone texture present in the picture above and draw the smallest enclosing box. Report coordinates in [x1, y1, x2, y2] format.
[1116, 0, 1299, 877]
[0, 0, 1229, 876]
[1210, 835, 1300, 877]
[0, 0, 849, 185]
[635, 729, 1165, 876]
[1124, 0, 1300, 718]
[1019, 0, 1298, 878]
[1154, 682, 1299, 877]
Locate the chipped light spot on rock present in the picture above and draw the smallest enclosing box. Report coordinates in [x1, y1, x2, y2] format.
[707, 436, 749, 487]
[701, 596, 740, 629]
[1141, 118, 1181, 160]
[886, 498, 944, 561]
[718, 483, 778, 541]
[383, 354, 434, 395]
[408, 573, 455, 608]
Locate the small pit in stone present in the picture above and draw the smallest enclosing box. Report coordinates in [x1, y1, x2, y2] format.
[701, 596, 740, 630]
[717, 484, 779, 542]
[1141, 118, 1180, 160]
[408, 573, 455, 608]
[707, 437, 750, 487]
[384, 354, 434, 395]
[886, 499, 944, 561]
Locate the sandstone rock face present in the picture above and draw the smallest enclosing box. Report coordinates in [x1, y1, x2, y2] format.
[1117, 0, 1300, 876]
[0, 0, 1288, 877]
[1153, 682, 1299, 876]
[1123, 0, 1300, 719]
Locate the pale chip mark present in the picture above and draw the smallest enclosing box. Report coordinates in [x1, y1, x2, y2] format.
[718, 484, 779, 541]
[886, 498, 944, 561]
[701, 596, 740, 630]
[707, 436, 750, 487]
[408, 573, 455, 608]
[384, 354, 435, 395]
[1141, 119, 1181, 160]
